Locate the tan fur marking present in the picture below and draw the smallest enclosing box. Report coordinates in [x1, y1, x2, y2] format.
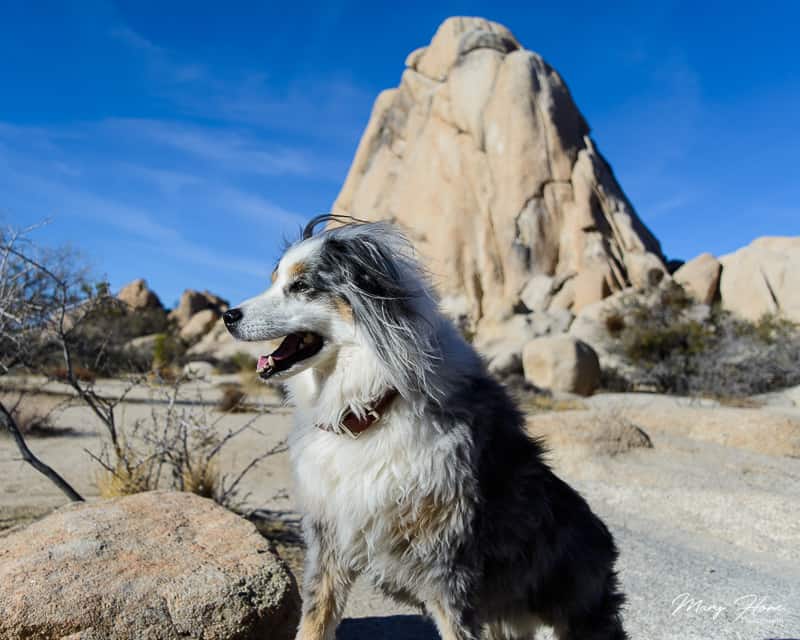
[290, 261, 306, 277]
[392, 494, 454, 554]
[334, 297, 353, 322]
[297, 572, 337, 640]
[270, 269, 277, 284]
[427, 601, 463, 640]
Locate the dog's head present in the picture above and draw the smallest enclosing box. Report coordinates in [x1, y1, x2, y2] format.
[224, 216, 440, 396]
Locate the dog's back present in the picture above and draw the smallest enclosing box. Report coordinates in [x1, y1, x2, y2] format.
[449, 372, 627, 639]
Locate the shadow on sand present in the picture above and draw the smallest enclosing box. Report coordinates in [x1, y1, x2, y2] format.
[337, 615, 438, 639]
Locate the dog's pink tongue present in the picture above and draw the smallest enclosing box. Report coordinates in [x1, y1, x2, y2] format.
[272, 333, 302, 361]
[257, 355, 270, 372]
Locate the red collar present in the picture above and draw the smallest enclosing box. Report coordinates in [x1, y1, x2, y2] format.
[317, 389, 399, 439]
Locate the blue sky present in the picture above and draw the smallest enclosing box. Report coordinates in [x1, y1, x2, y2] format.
[1, 1, 798, 307]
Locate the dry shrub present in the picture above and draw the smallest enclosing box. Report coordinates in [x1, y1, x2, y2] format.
[91, 377, 285, 509]
[181, 457, 219, 500]
[605, 282, 800, 396]
[228, 352, 256, 373]
[95, 457, 154, 498]
[49, 365, 96, 383]
[590, 410, 653, 456]
[217, 386, 246, 413]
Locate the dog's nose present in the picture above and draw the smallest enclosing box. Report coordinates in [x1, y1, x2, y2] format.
[223, 308, 243, 326]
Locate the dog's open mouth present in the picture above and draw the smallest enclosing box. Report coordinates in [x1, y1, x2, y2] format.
[256, 332, 324, 379]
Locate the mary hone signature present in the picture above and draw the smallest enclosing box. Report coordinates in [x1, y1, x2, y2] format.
[671, 592, 788, 624]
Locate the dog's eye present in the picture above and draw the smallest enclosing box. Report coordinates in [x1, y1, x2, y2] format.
[289, 280, 310, 294]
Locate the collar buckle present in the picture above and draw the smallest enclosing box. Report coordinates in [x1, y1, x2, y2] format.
[339, 421, 362, 440]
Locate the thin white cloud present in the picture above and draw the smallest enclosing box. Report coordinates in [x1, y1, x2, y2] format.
[102, 118, 312, 176]
[0, 162, 271, 279]
[214, 187, 306, 229]
[109, 24, 371, 144]
[645, 192, 696, 217]
[109, 26, 206, 83]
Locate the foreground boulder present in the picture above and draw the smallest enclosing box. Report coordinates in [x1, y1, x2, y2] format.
[475, 309, 574, 376]
[117, 278, 164, 311]
[334, 16, 665, 335]
[522, 335, 600, 396]
[720, 236, 800, 323]
[0, 491, 300, 640]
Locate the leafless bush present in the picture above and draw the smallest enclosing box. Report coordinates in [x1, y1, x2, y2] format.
[90, 376, 285, 510]
[1, 222, 282, 510]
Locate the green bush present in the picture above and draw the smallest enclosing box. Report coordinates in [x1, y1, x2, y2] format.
[152, 333, 185, 371]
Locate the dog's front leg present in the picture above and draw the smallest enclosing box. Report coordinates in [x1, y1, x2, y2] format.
[427, 599, 481, 640]
[296, 520, 355, 640]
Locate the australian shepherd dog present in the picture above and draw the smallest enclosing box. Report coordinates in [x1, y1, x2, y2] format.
[224, 215, 627, 640]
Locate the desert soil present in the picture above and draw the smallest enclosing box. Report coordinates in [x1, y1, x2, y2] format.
[1, 377, 798, 639]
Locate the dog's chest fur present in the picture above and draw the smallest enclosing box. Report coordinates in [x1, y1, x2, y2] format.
[288, 387, 474, 598]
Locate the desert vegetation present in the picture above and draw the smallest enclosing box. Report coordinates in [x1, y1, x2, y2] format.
[0, 223, 282, 510]
[601, 281, 800, 396]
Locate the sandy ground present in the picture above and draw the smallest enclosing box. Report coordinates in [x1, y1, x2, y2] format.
[1, 377, 799, 639]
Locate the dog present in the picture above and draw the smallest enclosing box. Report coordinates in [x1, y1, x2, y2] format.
[224, 215, 627, 640]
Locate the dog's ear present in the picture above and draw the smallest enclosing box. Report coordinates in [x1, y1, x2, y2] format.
[302, 213, 372, 240]
[321, 230, 438, 399]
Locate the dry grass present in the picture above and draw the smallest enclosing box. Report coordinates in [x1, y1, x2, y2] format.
[181, 457, 219, 499]
[713, 395, 764, 409]
[95, 456, 155, 498]
[520, 394, 586, 414]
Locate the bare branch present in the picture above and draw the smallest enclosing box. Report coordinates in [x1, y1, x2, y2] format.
[1, 400, 84, 502]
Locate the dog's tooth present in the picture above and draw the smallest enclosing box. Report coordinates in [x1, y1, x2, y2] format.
[304, 333, 314, 344]
[267, 355, 275, 368]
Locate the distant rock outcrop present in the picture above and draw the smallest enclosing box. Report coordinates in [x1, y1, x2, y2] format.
[169, 289, 230, 331]
[117, 278, 163, 311]
[170, 289, 229, 326]
[673, 253, 721, 305]
[720, 237, 800, 323]
[334, 16, 665, 336]
[0, 491, 300, 640]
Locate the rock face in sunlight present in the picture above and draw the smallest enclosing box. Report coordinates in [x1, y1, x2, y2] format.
[169, 289, 230, 329]
[0, 491, 300, 640]
[719, 236, 800, 323]
[334, 16, 665, 337]
[117, 278, 163, 310]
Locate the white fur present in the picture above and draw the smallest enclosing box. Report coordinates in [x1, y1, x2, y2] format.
[232, 234, 476, 599]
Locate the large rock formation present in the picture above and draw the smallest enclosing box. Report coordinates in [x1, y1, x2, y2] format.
[334, 17, 665, 335]
[169, 289, 229, 329]
[0, 491, 300, 640]
[719, 237, 800, 323]
[117, 278, 163, 311]
[673, 253, 721, 305]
